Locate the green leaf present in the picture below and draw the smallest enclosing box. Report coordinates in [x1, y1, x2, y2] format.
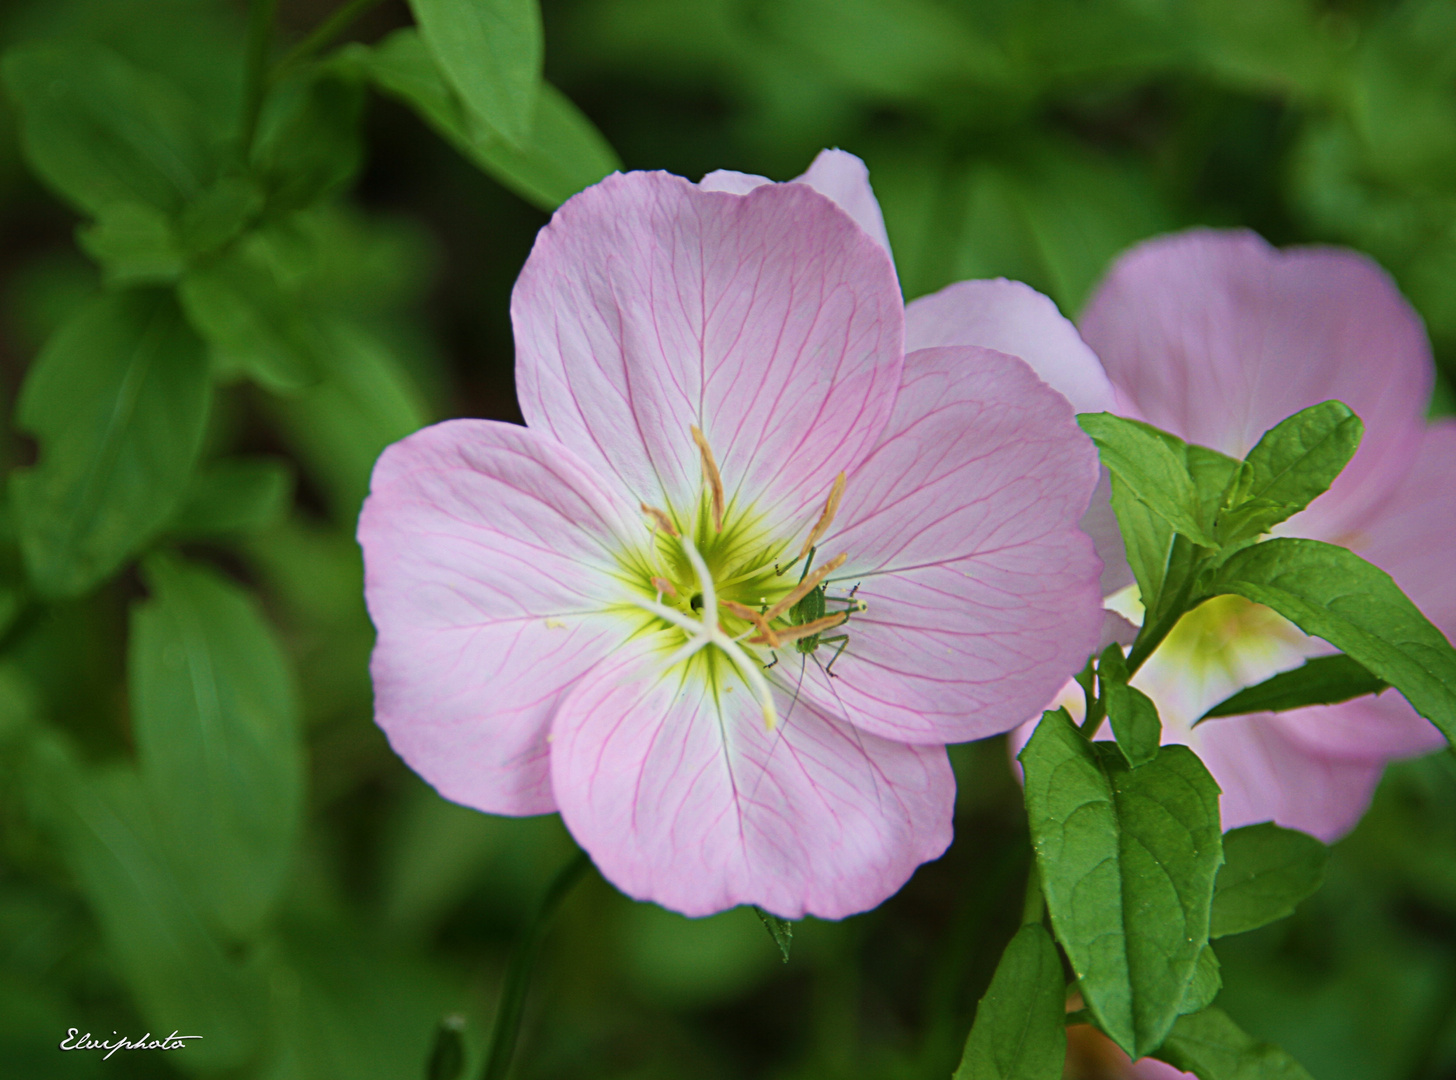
[11, 289, 211, 598]
[168, 456, 293, 538]
[1210, 537, 1456, 746]
[178, 239, 323, 391]
[176, 175, 265, 257]
[2, 40, 214, 216]
[129, 554, 304, 938]
[1019, 709, 1223, 1058]
[1108, 471, 1173, 610]
[347, 29, 619, 211]
[428, 1015, 468, 1080]
[76, 202, 183, 287]
[1078, 413, 1217, 548]
[753, 907, 793, 963]
[1180, 944, 1222, 1016]
[1210, 823, 1327, 939]
[1219, 401, 1363, 543]
[1153, 1007, 1315, 1080]
[1105, 681, 1161, 768]
[406, 0, 543, 148]
[1198, 654, 1387, 721]
[254, 68, 366, 214]
[953, 922, 1066, 1080]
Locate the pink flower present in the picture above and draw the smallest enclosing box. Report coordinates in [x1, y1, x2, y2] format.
[1009, 230, 1455, 842]
[357, 154, 1106, 918]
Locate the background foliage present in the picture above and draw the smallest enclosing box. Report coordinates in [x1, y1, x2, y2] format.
[1, 1, 1456, 1078]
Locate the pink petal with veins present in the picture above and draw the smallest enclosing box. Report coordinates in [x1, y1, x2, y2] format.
[789, 346, 1104, 745]
[549, 634, 954, 918]
[359, 420, 638, 816]
[513, 171, 903, 527]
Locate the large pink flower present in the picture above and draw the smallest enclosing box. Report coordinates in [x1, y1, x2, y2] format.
[1004, 230, 1454, 842]
[358, 156, 1105, 918]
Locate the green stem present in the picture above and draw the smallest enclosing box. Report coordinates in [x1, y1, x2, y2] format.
[274, 0, 389, 77]
[479, 850, 590, 1080]
[1021, 860, 1045, 925]
[239, 0, 280, 158]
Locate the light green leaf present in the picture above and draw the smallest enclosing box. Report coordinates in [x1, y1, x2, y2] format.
[2, 40, 215, 216]
[1210, 538, 1456, 746]
[753, 907, 793, 963]
[76, 202, 183, 286]
[11, 289, 211, 598]
[129, 554, 304, 939]
[1219, 401, 1362, 543]
[1105, 682, 1161, 769]
[1210, 823, 1327, 939]
[1078, 413, 1217, 548]
[1180, 945, 1222, 1016]
[168, 457, 293, 538]
[953, 923, 1066, 1080]
[1108, 472, 1173, 612]
[346, 29, 619, 211]
[406, 0, 543, 147]
[1198, 654, 1387, 721]
[1153, 1006, 1315, 1079]
[1020, 709, 1223, 1058]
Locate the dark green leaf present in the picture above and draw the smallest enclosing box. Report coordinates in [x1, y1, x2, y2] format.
[2, 40, 214, 215]
[254, 69, 366, 214]
[953, 922, 1066, 1080]
[1210, 538, 1456, 746]
[1153, 1007, 1315, 1079]
[1180, 944, 1222, 1016]
[129, 554, 304, 939]
[753, 907, 793, 963]
[427, 1015, 468, 1080]
[1210, 823, 1327, 939]
[168, 456, 293, 538]
[11, 289, 211, 598]
[1020, 709, 1223, 1057]
[1219, 401, 1362, 543]
[1078, 413, 1217, 547]
[346, 29, 619, 211]
[406, 0, 543, 147]
[176, 175, 265, 257]
[1198, 654, 1387, 721]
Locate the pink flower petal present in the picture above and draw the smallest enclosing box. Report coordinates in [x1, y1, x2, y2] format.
[549, 635, 954, 918]
[790, 346, 1104, 745]
[359, 420, 640, 816]
[513, 171, 904, 527]
[1079, 229, 1433, 535]
[905, 278, 1117, 413]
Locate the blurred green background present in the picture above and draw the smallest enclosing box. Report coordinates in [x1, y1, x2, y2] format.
[2, 1, 1456, 1078]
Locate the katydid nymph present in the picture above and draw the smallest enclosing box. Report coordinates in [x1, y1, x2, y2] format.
[762, 545, 864, 676]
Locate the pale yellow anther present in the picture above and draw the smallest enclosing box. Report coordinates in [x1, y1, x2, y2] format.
[798, 472, 847, 561]
[652, 576, 677, 598]
[748, 610, 848, 646]
[722, 600, 781, 648]
[640, 502, 679, 538]
[690, 425, 725, 532]
[762, 552, 848, 623]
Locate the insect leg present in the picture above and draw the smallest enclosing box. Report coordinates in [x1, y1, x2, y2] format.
[819, 634, 850, 677]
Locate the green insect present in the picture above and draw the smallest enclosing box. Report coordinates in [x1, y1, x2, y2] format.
[763, 546, 863, 677]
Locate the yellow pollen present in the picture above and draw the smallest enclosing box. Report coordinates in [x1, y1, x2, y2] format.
[640, 502, 679, 538]
[722, 599, 781, 647]
[652, 576, 677, 597]
[749, 611, 848, 646]
[762, 552, 848, 622]
[798, 472, 846, 561]
[690, 425, 725, 532]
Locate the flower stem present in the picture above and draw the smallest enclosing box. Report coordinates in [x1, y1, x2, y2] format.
[274, 0, 389, 77]
[238, 0, 280, 159]
[479, 850, 591, 1080]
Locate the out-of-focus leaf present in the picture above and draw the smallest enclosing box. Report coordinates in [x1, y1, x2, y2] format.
[179, 239, 323, 391]
[407, 0, 543, 147]
[1211, 538, 1456, 747]
[1198, 654, 1387, 721]
[346, 29, 619, 211]
[76, 202, 183, 286]
[254, 69, 366, 214]
[12, 289, 211, 598]
[22, 738, 265, 1069]
[427, 1015, 468, 1080]
[129, 554, 303, 939]
[1211, 824, 1327, 939]
[953, 922, 1066, 1080]
[1153, 1006, 1315, 1079]
[169, 457, 293, 538]
[1181, 944, 1223, 1016]
[177, 174, 265, 257]
[2, 40, 214, 215]
[1186, 0, 1337, 99]
[1020, 709, 1223, 1058]
[1219, 402, 1363, 544]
